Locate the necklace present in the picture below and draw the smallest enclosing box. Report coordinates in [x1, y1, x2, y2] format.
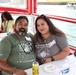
[15, 35, 33, 54]
[16, 36, 26, 53]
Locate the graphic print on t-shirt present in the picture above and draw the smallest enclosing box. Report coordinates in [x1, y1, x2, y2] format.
[17, 39, 35, 63]
[35, 40, 56, 58]
[19, 41, 32, 53]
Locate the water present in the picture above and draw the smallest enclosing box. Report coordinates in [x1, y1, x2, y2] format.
[37, 5, 76, 47]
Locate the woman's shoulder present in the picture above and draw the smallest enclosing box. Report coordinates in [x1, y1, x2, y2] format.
[9, 20, 14, 22]
[52, 34, 67, 41]
[52, 34, 66, 38]
[8, 20, 14, 25]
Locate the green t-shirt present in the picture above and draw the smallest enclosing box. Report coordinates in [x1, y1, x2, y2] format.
[0, 33, 36, 75]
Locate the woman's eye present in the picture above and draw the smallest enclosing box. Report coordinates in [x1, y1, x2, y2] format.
[37, 24, 39, 27]
[41, 23, 44, 25]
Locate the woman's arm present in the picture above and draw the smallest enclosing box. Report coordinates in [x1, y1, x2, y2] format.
[52, 46, 70, 60]
[0, 25, 3, 33]
[44, 46, 70, 63]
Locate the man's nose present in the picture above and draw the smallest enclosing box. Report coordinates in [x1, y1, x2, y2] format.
[21, 25, 25, 28]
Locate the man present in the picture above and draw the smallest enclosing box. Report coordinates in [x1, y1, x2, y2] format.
[0, 16, 36, 75]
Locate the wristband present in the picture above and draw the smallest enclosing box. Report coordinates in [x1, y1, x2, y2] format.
[50, 56, 55, 61]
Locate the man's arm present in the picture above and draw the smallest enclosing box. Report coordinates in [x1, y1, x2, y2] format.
[0, 58, 27, 75]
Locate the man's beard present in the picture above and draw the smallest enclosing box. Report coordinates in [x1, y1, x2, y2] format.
[14, 28, 27, 37]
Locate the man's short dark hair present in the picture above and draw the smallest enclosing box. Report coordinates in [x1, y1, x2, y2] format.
[15, 16, 28, 25]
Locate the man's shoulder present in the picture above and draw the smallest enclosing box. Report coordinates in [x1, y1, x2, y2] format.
[2, 33, 16, 41]
[27, 33, 35, 45]
[27, 33, 33, 36]
[27, 33, 34, 39]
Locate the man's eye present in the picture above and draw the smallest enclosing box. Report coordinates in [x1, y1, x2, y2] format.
[25, 24, 27, 26]
[24, 24, 28, 26]
[18, 23, 22, 25]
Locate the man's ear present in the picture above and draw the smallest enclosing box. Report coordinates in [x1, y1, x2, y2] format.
[13, 24, 16, 32]
[13, 24, 15, 29]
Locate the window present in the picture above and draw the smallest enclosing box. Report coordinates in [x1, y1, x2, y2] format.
[0, 0, 30, 14]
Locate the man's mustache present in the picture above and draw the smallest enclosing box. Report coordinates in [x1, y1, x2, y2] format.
[19, 28, 26, 32]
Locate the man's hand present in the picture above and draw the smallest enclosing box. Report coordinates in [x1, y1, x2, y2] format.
[12, 68, 27, 75]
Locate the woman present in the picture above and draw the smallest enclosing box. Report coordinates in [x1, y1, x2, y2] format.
[1, 11, 14, 33]
[34, 14, 70, 64]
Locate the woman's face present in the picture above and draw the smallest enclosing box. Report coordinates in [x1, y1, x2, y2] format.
[37, 19, 50, 35]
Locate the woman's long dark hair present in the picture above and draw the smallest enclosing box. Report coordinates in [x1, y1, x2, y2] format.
[34, 14, 65, 42]
[1, 11, 13, 22]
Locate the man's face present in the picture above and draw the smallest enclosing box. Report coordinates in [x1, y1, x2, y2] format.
[14, 18, 28, 37]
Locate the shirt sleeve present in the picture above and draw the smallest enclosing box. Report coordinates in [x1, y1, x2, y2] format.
[0, 37, 12, 58]
[56, 35, 69, 50]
